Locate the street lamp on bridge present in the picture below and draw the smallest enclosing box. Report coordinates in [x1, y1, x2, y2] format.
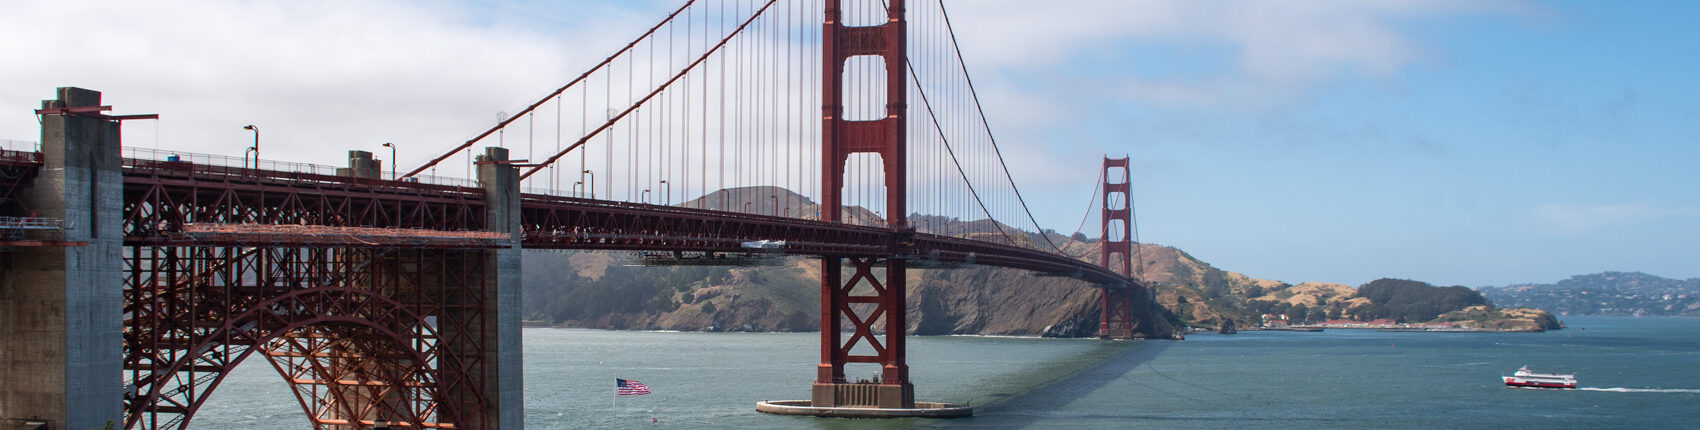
[640, 188, 651, 204]
[582, 170, 595, 199]
[381, 142, 396, 180]
[242, 124, 259, 168]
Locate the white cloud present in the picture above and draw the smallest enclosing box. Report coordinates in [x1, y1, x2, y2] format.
[0, 0, 657, 174]
[943, 0, 1530, 110]
[1535, 202, 1700, 234]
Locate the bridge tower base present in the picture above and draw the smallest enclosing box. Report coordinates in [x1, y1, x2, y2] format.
[812, 257, 912, 409]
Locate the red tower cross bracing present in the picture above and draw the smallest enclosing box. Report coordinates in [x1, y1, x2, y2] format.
[813, 0, 914, 409]
[1100, 157, 1138, 339]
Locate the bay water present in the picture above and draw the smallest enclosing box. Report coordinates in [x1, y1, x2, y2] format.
[192, 316, 1700, 428]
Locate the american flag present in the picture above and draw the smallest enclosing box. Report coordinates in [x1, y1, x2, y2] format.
[616, 378, 651, 396]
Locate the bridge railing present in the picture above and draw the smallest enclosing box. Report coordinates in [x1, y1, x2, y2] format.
[123, 147, 343, 176]
[519, 185, 599, 200]
[0, 140, 40, 165]
[0, 149, 40, 165]
[0, 139, 38, 152]
[405, 173, 479, 190]
[120, 147, 482, 190]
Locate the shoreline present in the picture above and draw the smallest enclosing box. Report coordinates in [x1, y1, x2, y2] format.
[1245, 324, 1549, 333]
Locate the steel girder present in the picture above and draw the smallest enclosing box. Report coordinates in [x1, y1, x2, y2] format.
[122, 161, 485, 246]
[0, 150, 40, 214]
[817, 257, 909, 382]
[518, 195, 1140, 288]
[519, 194, 892, 255]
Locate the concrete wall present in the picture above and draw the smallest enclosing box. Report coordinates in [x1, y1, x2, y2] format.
[0, 87, 124, 429]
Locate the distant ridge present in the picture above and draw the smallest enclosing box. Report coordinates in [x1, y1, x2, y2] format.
[1479, 271, 1700, 316]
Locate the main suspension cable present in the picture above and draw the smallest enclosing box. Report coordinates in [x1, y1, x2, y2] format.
[405, 0, 699, 179]
[936, 1, 1081, 256]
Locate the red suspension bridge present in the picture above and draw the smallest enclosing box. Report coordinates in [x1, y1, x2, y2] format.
[0, 1, 1155, 428]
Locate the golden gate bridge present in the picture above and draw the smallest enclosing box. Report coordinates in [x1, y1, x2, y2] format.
[0, 1, 1151, 428]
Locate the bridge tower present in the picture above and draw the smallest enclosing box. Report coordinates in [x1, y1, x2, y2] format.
[1100, 157, 1138, 339]
[815, 0, 913, 409]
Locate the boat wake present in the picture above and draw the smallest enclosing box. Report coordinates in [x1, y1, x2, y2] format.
[1579, 387, 1700, 394]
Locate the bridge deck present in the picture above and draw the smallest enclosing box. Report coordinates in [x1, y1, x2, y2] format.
[92, 156, 1139, 288]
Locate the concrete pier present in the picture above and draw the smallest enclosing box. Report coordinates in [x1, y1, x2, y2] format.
[476, 147, 525, 429]
[0, 87, 124, 429]
[756, 400, 972, 418]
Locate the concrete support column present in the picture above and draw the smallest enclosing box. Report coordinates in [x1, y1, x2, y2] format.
[475, 147, 523, 429]
[0, 87, 124, 428]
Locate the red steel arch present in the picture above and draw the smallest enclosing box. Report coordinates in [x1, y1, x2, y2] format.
[124, 246, 490, 429]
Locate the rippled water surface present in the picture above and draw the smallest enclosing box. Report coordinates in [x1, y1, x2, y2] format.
[192, 316, 1700, 428]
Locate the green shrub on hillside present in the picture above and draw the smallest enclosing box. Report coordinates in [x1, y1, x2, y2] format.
[1353, 278, 1490, 323]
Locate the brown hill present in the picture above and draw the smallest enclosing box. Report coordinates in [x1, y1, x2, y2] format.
[523, 251, 1179, 337]
[522, 186, 1552, 335]
[523, 186, 1180, 337]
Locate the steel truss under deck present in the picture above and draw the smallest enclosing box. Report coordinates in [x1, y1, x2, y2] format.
[120, 157, 499, 429]
[121, 245, 493, 429]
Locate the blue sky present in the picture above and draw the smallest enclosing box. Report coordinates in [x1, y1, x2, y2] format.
[939, 0, 1700, 287]
[2, 1, 1694, 287]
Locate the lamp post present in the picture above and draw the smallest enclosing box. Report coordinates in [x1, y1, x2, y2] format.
[770, 195, 778, 216]
[242, 125, 259, 168]
[381, 142, 396, 180]
[660, 180, 670, 205]
[573, 181, 583, 198]
[641, 188, 651, 204]
[582, 170, 595, 199]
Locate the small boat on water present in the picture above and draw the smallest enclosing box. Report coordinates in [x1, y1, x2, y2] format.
[1503, 365, 1577, 389]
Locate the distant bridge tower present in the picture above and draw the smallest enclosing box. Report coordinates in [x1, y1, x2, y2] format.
[814, 0, 913, 409]
[1100, 157, 1138, 339]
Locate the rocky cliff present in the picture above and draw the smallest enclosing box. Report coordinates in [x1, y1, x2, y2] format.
[1433, 306, 1564, 332]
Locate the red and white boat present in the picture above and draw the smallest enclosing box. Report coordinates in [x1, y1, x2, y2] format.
[1503, 365, 1577, 389]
